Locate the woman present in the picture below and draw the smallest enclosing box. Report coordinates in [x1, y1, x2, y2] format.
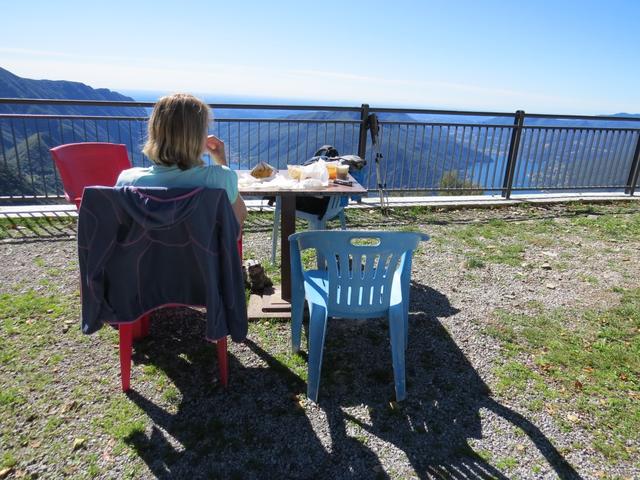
[116, 93, 247, 226]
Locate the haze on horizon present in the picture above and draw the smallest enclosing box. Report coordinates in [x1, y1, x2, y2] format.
[1, 0, 639, 115]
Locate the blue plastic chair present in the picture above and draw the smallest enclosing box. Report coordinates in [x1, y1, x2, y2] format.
[289, 230, 429, 403]
[271, 195, 347, 264]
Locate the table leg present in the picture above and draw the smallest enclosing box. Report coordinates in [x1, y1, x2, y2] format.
[280, 195, 296, 302]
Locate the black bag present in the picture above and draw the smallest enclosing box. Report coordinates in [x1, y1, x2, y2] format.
[314, 145, 340, 158]
[303, 145, 340, 166]
[338, 154, 367, 171]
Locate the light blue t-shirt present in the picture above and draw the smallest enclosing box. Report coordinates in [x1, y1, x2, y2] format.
[116, 164, 239, 203]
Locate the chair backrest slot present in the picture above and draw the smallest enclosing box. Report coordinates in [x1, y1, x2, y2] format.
[350, 236, 381, 247]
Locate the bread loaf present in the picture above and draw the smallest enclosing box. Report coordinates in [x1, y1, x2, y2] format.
[250, 161, 275, 179]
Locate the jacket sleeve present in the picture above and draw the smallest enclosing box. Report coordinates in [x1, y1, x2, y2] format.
[216, 192, 248, 342]
[77, 189, 119, 334]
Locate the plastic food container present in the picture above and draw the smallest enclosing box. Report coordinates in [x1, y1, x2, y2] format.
[337, 165, 349, 180]
[326, 163, 337, 180]
[287, 165, 302, 180]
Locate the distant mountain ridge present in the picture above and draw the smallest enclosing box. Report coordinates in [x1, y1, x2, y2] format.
[0, 67, 135, 102]
[0, 67, 148, 198]
[0, 67, 146, 118]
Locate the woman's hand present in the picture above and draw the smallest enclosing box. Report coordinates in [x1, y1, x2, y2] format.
[206, 135, 227, 166]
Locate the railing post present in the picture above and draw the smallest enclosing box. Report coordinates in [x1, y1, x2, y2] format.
[502, 110, 525, 199]
[357, 104, 370, 160]
[624, 133, 640, 196]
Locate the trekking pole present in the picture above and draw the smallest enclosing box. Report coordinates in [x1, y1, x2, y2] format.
[368, 113, 388, 213]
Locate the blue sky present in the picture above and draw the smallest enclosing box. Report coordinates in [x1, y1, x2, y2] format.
[1, 0, 639, 114]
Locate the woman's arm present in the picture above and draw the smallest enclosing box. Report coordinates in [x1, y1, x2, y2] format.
[206, 135, 227, 166]
[206, 134, 244, 227]
[232, 194, 247, 228]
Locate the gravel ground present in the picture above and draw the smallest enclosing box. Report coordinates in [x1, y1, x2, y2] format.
[1, 201, 639, 479]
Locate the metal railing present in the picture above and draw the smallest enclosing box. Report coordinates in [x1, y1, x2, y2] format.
[1, 98, 639, 202]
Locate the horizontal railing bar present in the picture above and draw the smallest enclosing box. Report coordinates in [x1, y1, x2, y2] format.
[379, 121, 514, 127]
[372, 106, 640, 122]
[209, 104, 361, 112]
[385, 187, 500, 192]
[0, 98, 363, 112]
[526, 112, 640, 122]
[385, 185, 631, 192]
[0, 114, 362, 125]
[377, 121, 640, 132]
[0, 195, 66, 201]
[520, 125, 640, 132]
[509, 185, 632, 191]
[214, 118, 361, 124]
[3, 114, 637, 132]
[370, 107, 513, 117]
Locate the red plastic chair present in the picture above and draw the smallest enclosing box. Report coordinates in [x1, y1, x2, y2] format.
[53, 146, 235, 391]
[50, 142, 132, 209]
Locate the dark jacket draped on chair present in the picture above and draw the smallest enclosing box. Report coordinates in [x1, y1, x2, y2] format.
[77, 186, 247, 342]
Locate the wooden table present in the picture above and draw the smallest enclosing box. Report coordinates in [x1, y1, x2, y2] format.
[239, 170, 367, 316]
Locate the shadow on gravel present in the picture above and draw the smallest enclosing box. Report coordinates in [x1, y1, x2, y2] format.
[122, 284, 581, 479]
[0, 214, 77, 243]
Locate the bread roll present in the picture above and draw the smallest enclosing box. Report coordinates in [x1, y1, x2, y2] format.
[250, 161, 275, 179]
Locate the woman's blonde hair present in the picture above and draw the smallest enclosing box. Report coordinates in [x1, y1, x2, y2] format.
[143, 93, 210, 170]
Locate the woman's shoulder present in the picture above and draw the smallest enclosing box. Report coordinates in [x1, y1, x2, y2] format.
[198, 164, 236, 174]
[124, 166, 153, 174]
[195, 164, 238, 180]
[197, 165, 238, 201]
[116, 166, 153, 185]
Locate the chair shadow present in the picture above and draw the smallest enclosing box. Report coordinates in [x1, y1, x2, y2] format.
[124, 307, 332, 479]
[122, 283, 582, 479]
[0, 213, 78, 244]
[294, 282, 582, 479]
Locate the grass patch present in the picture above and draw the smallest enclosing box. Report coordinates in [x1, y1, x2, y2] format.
[0, 388, 26, 408]
[162, 385, 181, 404]
[1, 451, 17, 469]
[33, 256, 46, 267]
[464, 256, 485, 269]
[252, 319, 307, 381]
[580, 274, 599, 285]
[449, 219, 551, 266]
[0, 290, 70, 330]
[447, 208, 640, 268]
[0, 290, 76, 365]
[97, 397, 146, 441]
[570, 210, 640, 241]
[488, 288, 640, 461]
[495, 456, 518, 471]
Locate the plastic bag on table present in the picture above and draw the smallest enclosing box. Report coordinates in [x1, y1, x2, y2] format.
[301, 159, 329, 186]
